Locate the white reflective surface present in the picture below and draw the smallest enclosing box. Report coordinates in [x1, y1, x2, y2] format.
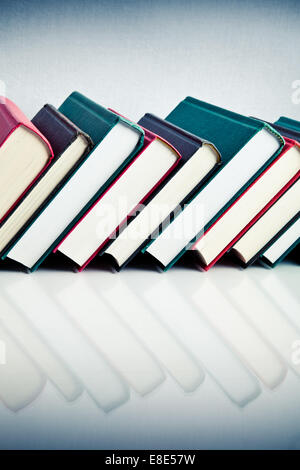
[0, 258, 299, 449]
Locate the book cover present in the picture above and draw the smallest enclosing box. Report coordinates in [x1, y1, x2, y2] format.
[192, 136, 300, 270]
[232, 180, 300, 268]
[54, 121, 182, 271]
[251, 116, 300, 144]
[166, 97, 283, 167]
[137, 113, 221, 191]
[104, 113, 221, 270]
[0, 104, 93, 257]
[257, 118, 300, 267]
[144, 97, 284, 271]
[236, 119, 300, 268]
[245, 209, 300, 268]
[0, 96, 54, 223]
[0, 97, 52, 156]
[260, 229, 299, 268]
[4, 92, 144, 271]
[275, 116, 300, 135]
[32, 104, 93, 157]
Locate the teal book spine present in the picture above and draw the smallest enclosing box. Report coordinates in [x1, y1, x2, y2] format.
[58, 92, 144, 196]
[166, 97, 284, 165]
[59, 92, 121, 144]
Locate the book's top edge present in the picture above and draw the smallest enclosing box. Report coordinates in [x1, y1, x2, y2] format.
[0, 96, 54, 157]
[181, 96, 263, 130]
[40, 104, 94, 144]
[139, 113, 221, 162]
[276, 116, 300, 134]
[32, 104, 94, 156]
[251, 116, 299, 144]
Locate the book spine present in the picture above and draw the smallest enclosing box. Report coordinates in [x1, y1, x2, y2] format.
[185, 96, 262, 130]
[32, 105, 78, 157]
[276, 117, 300, 134]
[53, 130, 156, 257]
[0, 98, 54, 158]
[138, 114, 202, 162]
[0, 104, 19, 146]
[59, 92, 118, 145]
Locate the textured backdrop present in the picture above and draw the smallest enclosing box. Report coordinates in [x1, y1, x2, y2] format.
[0, 0, 299, 122]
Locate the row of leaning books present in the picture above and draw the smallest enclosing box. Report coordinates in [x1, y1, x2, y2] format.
[0, 92, 299, 273]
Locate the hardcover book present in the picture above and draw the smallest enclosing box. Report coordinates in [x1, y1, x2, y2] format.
[103, 113, 221, 270]
[5, 92, 144, 271]
[0, 96, 53, 224]
[55, 118, 184, 270]
[260, 217, 299, 267]
[144, 97, 284, 270]
[231, 180, 300, 266]
[192, 135, 300, 270]
[230, 118, 300, 267]
[258, 117, 300, 267]
[274, 116, 300, 135]
[0, 104, 93, 257]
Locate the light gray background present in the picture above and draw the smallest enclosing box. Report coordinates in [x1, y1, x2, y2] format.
[0, 0, 299, 122]
[0, 0, 299, 450]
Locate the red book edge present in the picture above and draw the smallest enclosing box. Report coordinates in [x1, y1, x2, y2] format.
[191, 137, 300, 270]
[53, 118, 182, 271]
[0, 97, 54, 224]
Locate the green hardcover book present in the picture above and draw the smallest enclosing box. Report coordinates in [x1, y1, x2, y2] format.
[144, 97, 284, 271]
[5, 92, 144, 272]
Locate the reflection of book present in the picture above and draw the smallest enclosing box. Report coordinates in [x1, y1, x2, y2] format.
[144, 273, 260, 407]
[194, 277, 287, 389]
[235, 269, 300, 375]
[101, 273, 205, 393]
[227, 270, 300, 377]
[0, 286, 82, 401]
[259, 271, 300, 333]
[0, 323, 45, 412]
[9, 276, 129, 412]
[57, 276, 165, 396]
